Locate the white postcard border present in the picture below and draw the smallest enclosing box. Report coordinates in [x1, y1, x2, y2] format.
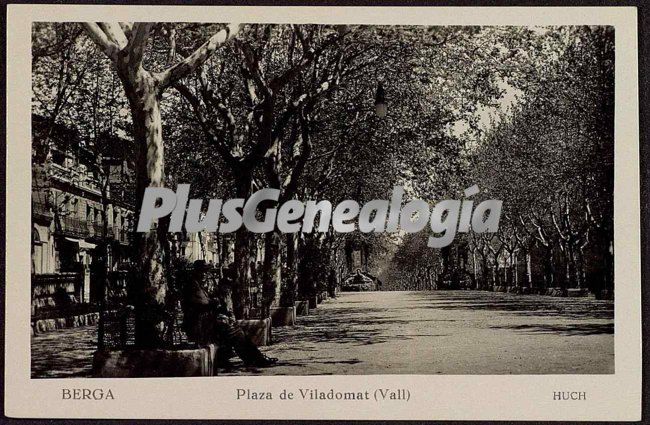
[5, 5, 641, 421]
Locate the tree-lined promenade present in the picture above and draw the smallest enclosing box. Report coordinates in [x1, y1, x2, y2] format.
[32, 291, 614, 377]
[32, 23, 614, 350]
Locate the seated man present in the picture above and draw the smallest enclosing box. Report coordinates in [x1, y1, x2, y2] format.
[182, 260, 277, 368]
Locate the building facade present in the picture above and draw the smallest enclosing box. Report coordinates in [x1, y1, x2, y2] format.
[31, 116, 227, 315]
[32, 116, 136, 312]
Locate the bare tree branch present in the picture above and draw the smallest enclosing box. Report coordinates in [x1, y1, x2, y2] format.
[235, 39, 271, 98]
[282, 116, 312, 200]
[158, 23, 240, 89]
[198, 67, 237, 142]
[173, 82, 239, 168]
[126, 22, 153, 71]
[81, 23, 119, 60]
[118, 22, 133, 39]
[269, 31, 343, 92]
[97, 22, 128, 50]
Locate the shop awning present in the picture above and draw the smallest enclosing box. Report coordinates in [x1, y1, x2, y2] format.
[64, 237, 96, 250]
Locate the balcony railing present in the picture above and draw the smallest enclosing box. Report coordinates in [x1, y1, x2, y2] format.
[55, 217, 90, 238]
[32, 200, 54, 222]
[54, 217, 131, 243]
[111, 226, 131, 244]
[48, 163, 104, 196]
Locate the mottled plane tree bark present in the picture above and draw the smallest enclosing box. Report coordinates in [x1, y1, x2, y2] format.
[81, 22, 239, 347]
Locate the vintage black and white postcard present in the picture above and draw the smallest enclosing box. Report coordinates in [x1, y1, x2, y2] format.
[4, 4, 642, 421]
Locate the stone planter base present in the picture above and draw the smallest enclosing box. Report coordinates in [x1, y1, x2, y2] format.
[270, 306, 296, 327]
[92, 344, 218, 377]
[237, 318, 272, 346]
[566, 288, 590, 297]
[295, 301, 309, 316]
[546, 287, 567, 297]
[32, 312, 100, 335]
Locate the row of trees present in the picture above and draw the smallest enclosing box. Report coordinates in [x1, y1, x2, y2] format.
[33, 23, 614, 348]
[380, 26, 614, 297]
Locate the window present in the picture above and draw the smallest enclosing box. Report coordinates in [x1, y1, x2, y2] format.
[51, 150, 65, 166]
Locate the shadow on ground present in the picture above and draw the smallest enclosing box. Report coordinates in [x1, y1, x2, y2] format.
[408, 291, 614, 321]
[488, 323, 614, 336]
[31, 290, 615, 377]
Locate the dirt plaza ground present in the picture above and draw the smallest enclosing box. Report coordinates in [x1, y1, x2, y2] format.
[32, 290, 614, 378]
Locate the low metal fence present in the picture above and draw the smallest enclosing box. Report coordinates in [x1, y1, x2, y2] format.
[97, 269, 191, 350]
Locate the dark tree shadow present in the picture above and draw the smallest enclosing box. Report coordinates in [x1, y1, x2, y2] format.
[488, 323, 614, 336]
[410, 290, 614, 321]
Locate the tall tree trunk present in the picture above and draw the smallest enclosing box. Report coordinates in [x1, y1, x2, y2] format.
[262, 230, 282, 317]
[124, 71, 170, 348]
[344, 240, 354, 273]
[605, 238, 614, 291]
[362, 243, 370, 272]
[285, 233, 298, 303]
[544, 247, 555, 288]
[575, 248, 585, 290]
[524, 249, 532, 288]
[481, 258, 489, 290]
[82, 21, 240, 347]
[472, 250, 478, 288]
[233, 174, 253, 319]
[260, 142, 283, 316]
[564, 242, 573, 288]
